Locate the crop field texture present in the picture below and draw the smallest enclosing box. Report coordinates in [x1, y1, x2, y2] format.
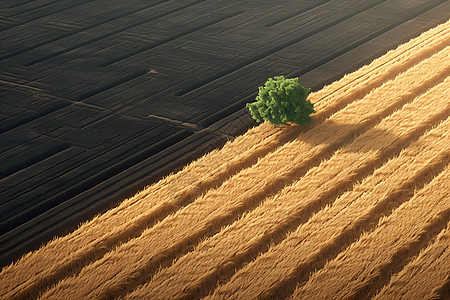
[1, 20, 449, 300]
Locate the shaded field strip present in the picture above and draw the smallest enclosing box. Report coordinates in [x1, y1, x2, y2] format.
[195, 0, 449, 128]
[75, 69, 147, 101]
[0, 128, 193, 252]
[0, 101, 69, 134]
[289, 0, 448, 80]
[7, 0, 61, 17]
[23, 0, 207, 66]
[308, 24, 449, 106]
[4, 0, 39, 9]
[174, 0, 386, 97]
[0, 22, 447, 300]
[128, 99, 450, 298]
[374, 222, 450, 300]
[0, 147, 86, 200]
[0, 0, 94, 31]
[0, 143, 70, 183]
[264, 0, 332, 27]
[292, 166, 450, 299]
[99, 10, 245, 67]
[36, 47, 450, 299]
[0, 0, 168, 59]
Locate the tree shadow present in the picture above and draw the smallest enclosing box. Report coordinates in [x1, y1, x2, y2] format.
[276, 118, 400, 154]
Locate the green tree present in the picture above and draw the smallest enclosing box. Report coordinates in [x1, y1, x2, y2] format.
[247, 76, 315, 125]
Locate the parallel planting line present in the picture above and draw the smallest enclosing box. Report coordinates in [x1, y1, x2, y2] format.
[8, 0, 62, 17]
[310, 21, 449, 106]
[1, 0, 94, 30]
[373, 222, 450, 300]
[23, 0, 207, 66]
[292, 166, 450, 299]
[99, 10, 245, 67]
[0, 0, 167, 59]
[175, 0, 387, 96]
[38, 47, 449, 299]
[189, 80, 450, 300]
[5, 0, 39, 10]
[177, 0, 446, 98]
[125, 115, 450, 299]
[0, 22, 447, 300]
[264, 0, 333, 27]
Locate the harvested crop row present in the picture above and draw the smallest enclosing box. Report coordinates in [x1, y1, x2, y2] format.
[292, 165, 450, 299]
[194, 77, 450, 299]
[37, 43, 450, 299]
[2, 20, 448, 300]
[374, 221, 450, 300]
[126, 114, 450, 299]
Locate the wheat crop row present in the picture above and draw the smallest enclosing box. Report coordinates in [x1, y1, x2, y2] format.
[292, 165, 449, 299]
[373, 221, 450, 299]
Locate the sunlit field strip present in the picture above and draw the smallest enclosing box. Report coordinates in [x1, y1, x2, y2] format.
[292, 166, 450, 299]
[373, 222, 450, 299]
[126, 115, 450, 299]
[1, 19, 449, 300]
[200, 78, 450, 299]
[37, 44, 450, 299]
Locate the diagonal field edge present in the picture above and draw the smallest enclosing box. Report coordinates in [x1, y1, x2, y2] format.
[207, 79, 450, 299]
[194, 0, 448, 128]
[125, 81, 450, 299]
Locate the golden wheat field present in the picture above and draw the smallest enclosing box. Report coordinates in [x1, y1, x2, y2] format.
[1, 20, 450, 300]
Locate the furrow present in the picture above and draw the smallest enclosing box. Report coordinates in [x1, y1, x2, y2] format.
[192, 78, 450, 300]
[0, 21, 447, 300]
[291, 166, 450, 299]
[175, 0, 386, 97]
[100, 10, 245, 67]
[8, 0, 62, 17]
[37, 48, 449, 299]
[373, 222, 450, 300]
[23, 0, 207, 66]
